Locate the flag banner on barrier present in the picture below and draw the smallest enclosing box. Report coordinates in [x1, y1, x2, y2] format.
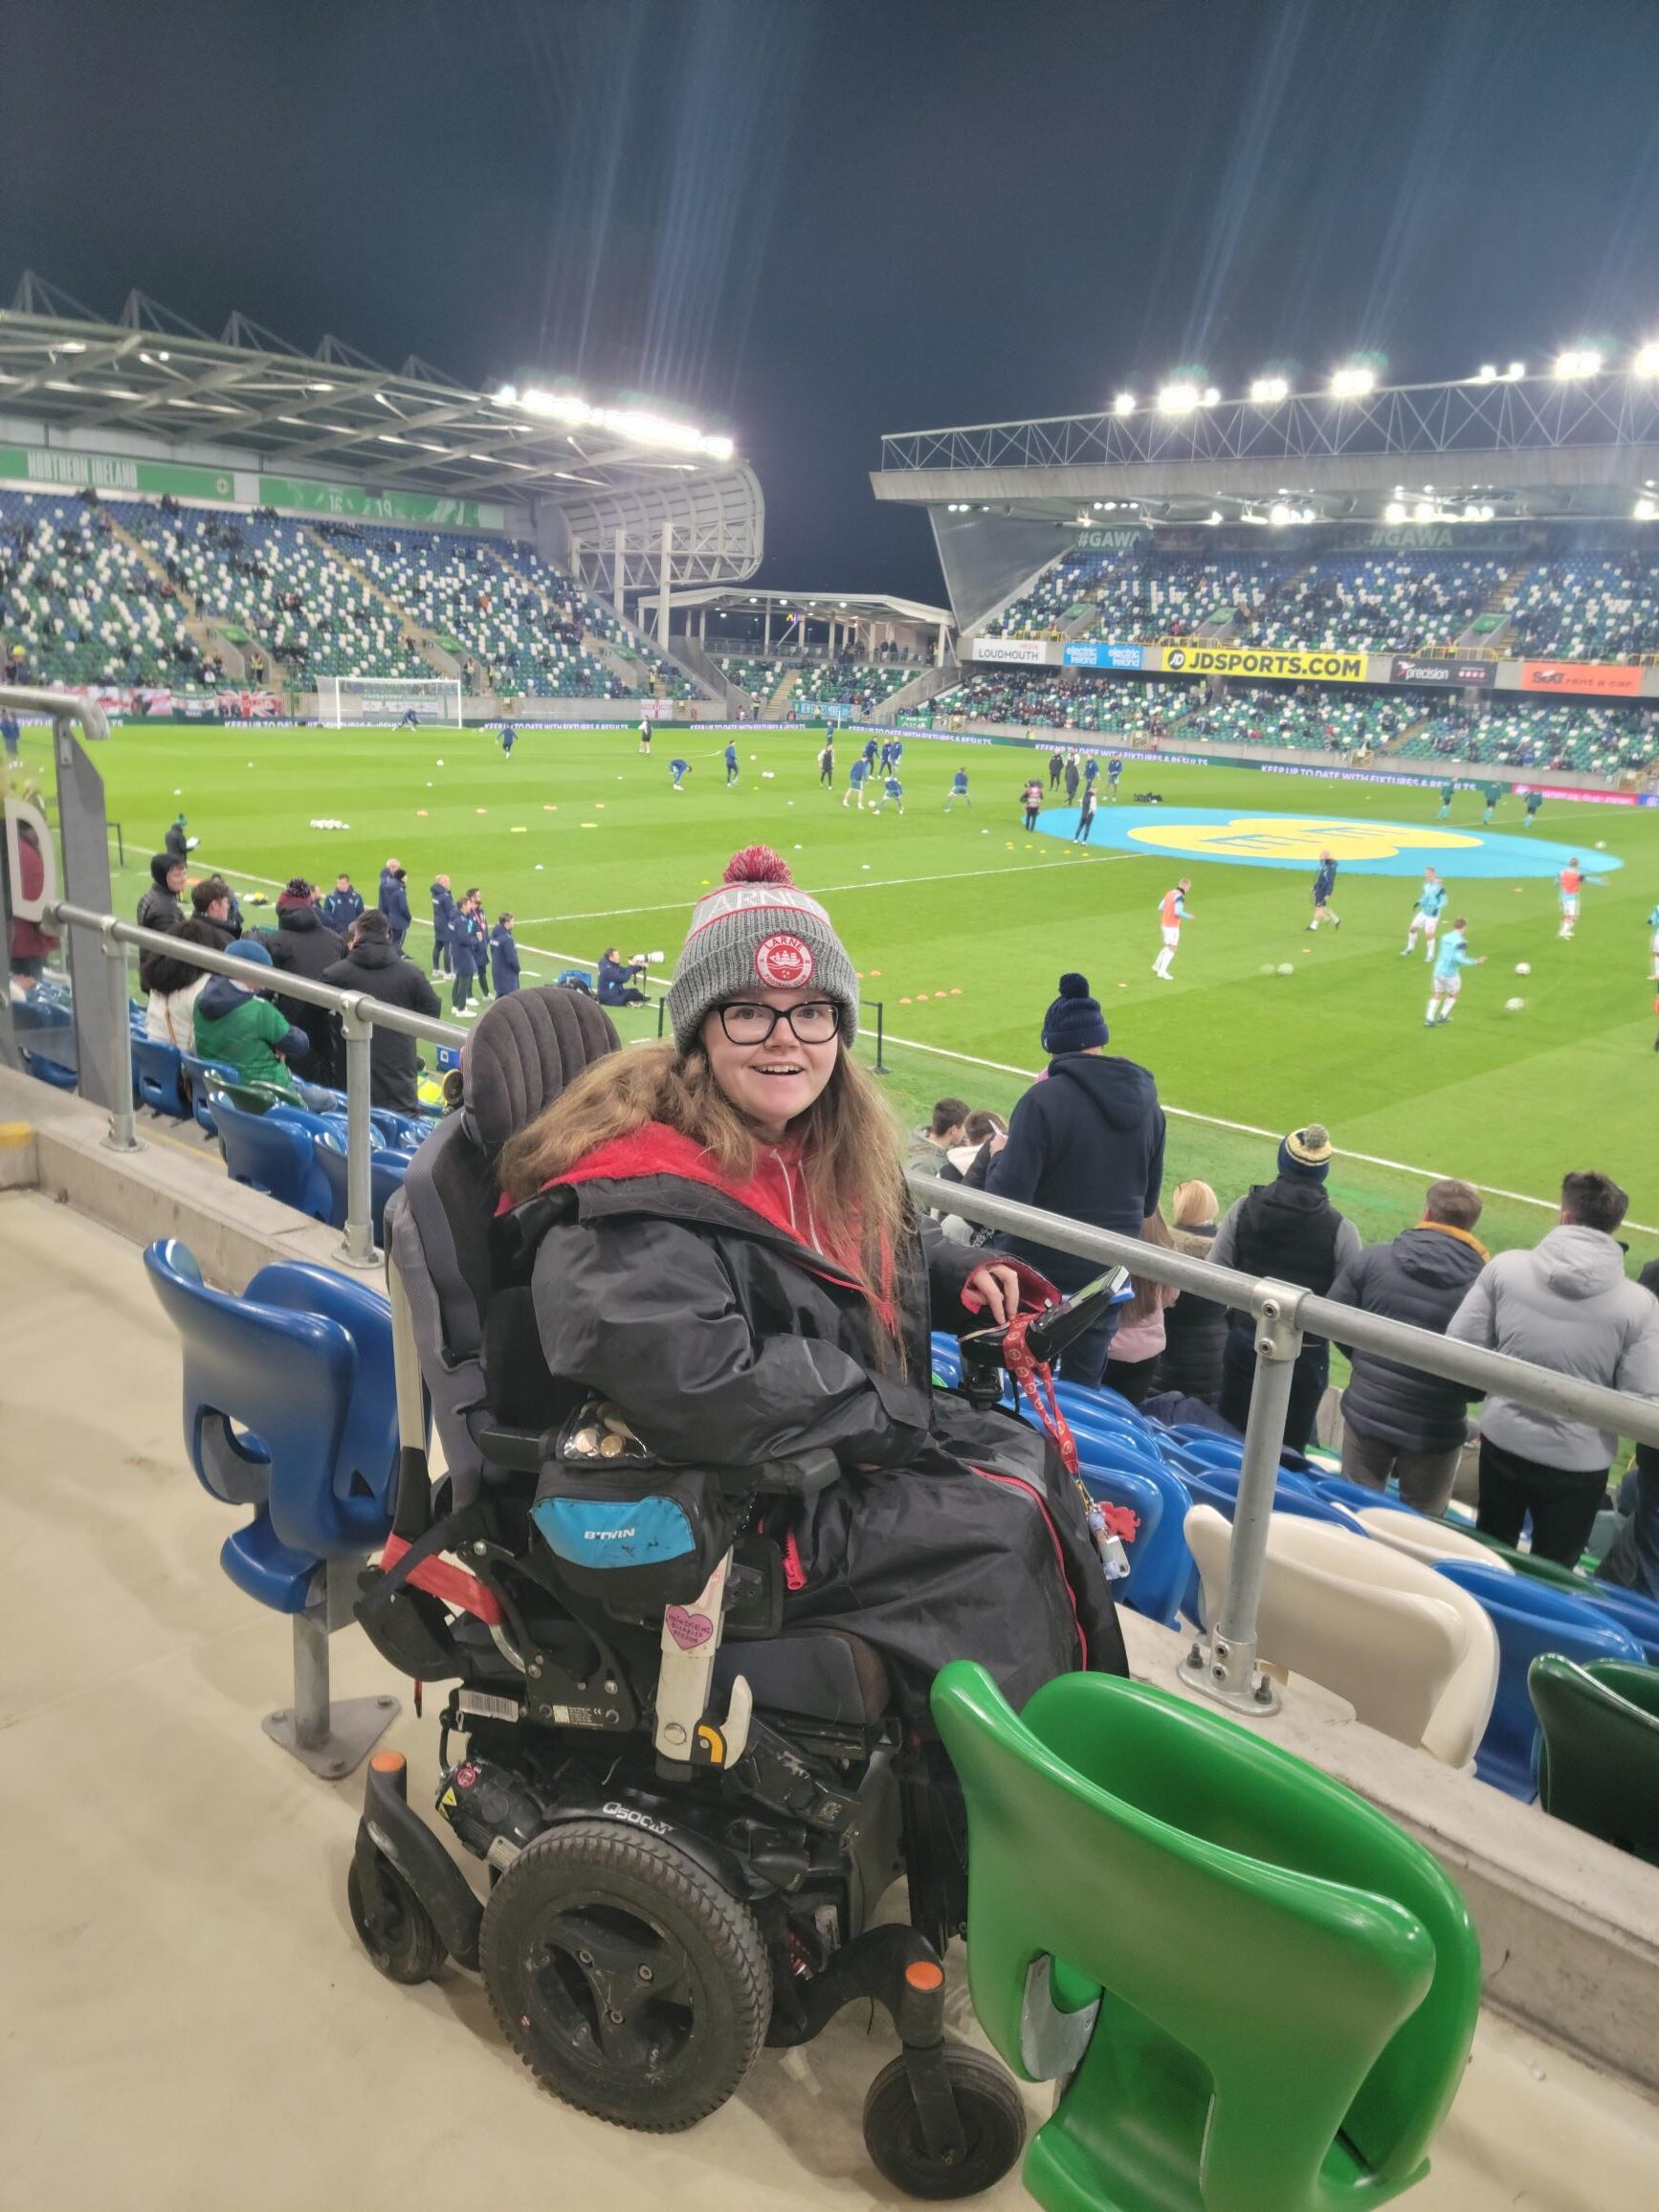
[1389, 654, 1497, 688]
[1062, 642, 1146, 669]
[1520, 660, 1643, 697]
[972, 636, 1052, 663]
[216, 689, 283, 719]
[1511, 783, 1647, 806]
[1158, 643, 1370, 683]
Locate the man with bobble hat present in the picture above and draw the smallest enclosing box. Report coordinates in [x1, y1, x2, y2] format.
[986, 973, 1166, 1384]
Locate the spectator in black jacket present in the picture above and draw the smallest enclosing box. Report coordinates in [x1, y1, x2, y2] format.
[1325, 1179, 1487, 1514]
[263, 878, 344, 1083]
[1156, 1179, 1228, 1404]
[320, 911, 440, 1113]
[137, 852, 187, 934]
[1211, 1125, 1360, 1453]
[377, 858, 411, 948]
[986, 973, 1165, 1383]
[189, 874, 241, 949]
[164, 812, 190, 865]
[937, 1110, 1005, 1244]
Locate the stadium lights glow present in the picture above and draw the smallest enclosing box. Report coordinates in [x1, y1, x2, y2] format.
[1250, 377, 1289, 404]
[1474, 365, 1498, 383]
[1384, 502, 1406, 523]
[1269, 502, 1293, 525]
[1505, 362, 1526, 380]
[1635, 498, 1657, 520]
[1330, 365, 1375, 398]
[1413, 501, 1436, 522]
[1554, 348, 1603, 378]
[57, 341, 86, 354]
[495, 383, 735, 460]
[1113, 391, 1136, 415]
[1157, 382, 1201, 413]
[1633, 343, 1659, 378]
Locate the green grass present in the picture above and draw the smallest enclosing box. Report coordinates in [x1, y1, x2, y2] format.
[30, 718, 1659, 1268]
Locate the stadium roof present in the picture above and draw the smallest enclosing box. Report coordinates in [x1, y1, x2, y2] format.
[668, 586, 952, 627]
[0, 272, 750, 508]
[873, 370, 1659, 527]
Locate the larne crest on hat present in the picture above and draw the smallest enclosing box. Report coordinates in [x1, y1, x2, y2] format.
[755, 932, 813, 987]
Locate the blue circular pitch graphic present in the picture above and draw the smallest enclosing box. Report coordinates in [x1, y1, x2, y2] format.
[1039, 805, 1624, 879]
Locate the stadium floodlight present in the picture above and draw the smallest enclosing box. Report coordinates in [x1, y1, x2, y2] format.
[1635, 497, 1658, 520]
[1413, 500, 1437, 522]
[1384, 501, 1406, 524]
[1202, 387, 1221, 406]
[1156, 382, 1201, 413]
[1330, 365, 1375, 398]
[1633, 343, 1659, 378]
[1269, 501, 1293, 525]
[1250, 376, 1289, 404]
[1113, 390, 1136, 414]
[494, 381, 735, 458]
[1504, 361, 1526, 380]
[1474, 364, 1498, 383]
[1554, 348, 1603, 379]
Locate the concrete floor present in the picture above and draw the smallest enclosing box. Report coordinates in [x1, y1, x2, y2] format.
[1, 1186, 1655, 2212]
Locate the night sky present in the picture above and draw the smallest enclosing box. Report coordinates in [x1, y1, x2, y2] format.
[5, 0, 1658, 600]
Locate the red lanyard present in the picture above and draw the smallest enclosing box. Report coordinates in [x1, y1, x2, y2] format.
[999, 1314, 1078, 1477]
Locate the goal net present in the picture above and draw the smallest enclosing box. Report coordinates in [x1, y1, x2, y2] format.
[317, 675, 462, 727]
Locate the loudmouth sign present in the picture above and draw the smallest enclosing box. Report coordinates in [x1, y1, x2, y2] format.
[1388, 655, 1496, 688]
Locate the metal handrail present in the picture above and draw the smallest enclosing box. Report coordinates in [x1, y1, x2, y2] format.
[910, 1169, 1659, 1720]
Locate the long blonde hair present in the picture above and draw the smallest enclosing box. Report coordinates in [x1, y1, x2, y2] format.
[499, 1039, 910, 1321]
[1124, 1207, 1177, 1323]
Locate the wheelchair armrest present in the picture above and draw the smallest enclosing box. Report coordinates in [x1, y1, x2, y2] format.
[752, 1448, 840, 1498]
[476, 1423, 558, 1474]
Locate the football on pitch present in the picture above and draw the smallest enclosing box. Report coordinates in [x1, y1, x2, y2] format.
[1515, 962, 1532, 975]
[1505, 997, 1526, 1011]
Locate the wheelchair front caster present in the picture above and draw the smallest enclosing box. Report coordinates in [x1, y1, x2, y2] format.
[862, 2045, 1026, 2201]
[347, 1850, 447, 1985]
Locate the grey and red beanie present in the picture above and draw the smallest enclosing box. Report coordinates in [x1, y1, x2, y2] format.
[668, 846, 859, 1054]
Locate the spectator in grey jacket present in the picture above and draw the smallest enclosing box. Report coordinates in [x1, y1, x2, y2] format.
[1326, 1179, 1487, 1515]
[1448, 1171, 1659, 1565]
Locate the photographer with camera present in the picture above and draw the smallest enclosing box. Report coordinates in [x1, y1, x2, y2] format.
[597, 945, 651, 1007]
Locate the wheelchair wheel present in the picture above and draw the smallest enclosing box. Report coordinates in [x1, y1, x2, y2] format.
[480, 1818, 771, 2133]
[862, 2046, 1026, 2200]
[347, 1851, 447, 1985]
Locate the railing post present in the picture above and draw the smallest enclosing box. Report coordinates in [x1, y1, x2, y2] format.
[336, 996, 378, 1270]
[100, 919, 142, 1154]
[872, 997, 888, 1074]
[1179, 1280, 1304, 1716]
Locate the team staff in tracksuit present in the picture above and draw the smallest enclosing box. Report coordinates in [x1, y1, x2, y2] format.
[378, 859, 411, 949]
[490, 915, 521, 995]
[430, 874, 455, 975]
[450, 891, 488, 1016]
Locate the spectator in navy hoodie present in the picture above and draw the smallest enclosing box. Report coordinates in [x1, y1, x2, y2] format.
[377, 858, 411, 949]
[489, 912, 521, 996]
[986, 973, 1166, 1383]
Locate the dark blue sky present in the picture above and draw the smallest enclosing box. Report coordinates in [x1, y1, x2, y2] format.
[6, 0, 1658, 597]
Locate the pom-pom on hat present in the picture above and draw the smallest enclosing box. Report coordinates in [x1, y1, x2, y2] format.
[668, 846, 859, 1055]
[1042, 971, 1109, 1055]
[1278, 1124, 1334, 1182]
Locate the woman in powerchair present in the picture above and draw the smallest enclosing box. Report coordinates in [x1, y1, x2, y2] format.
[498, 845, 1127, 1720]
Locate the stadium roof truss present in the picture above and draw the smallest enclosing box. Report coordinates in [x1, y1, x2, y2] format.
[0, 276, 762, 581]
[874, 372, 1659, 520]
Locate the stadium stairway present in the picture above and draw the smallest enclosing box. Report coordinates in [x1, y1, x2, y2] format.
[675, 635, 752, 717]
[1454, 563, 1531, 655]
[303, 528, 464, 684]
[104, 513, 247, 680]
[768, 665, 802, 718]
[875, 660, 960, 723]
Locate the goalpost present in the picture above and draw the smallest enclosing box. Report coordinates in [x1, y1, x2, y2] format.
[317, 675, 463, 728]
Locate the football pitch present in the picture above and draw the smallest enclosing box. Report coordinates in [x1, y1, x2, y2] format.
[40, 719, 1659, 1263]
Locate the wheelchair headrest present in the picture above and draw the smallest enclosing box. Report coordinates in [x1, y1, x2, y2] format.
[461, 984, 621, 1155]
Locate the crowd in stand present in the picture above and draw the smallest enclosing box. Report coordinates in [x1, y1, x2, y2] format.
[0, 488, 691, 702]
[909, 972, 1659, 1596]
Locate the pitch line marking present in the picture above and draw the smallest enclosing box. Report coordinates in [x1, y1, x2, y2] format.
[199, 858, 1655, 1234]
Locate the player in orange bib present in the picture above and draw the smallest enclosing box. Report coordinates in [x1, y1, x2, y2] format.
[1153, 878, 1191, 980]
[1558, 858, 1582, 940]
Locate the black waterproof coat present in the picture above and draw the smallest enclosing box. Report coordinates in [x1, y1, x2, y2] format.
[264, 905, 345, 1083]
[320, 937, 440, 1110]
[1326, 1224, 1486, 1453]
[516, 1134, 1127, 1721]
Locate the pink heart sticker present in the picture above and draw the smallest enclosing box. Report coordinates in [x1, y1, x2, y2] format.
[665, 1605, 713, 1651]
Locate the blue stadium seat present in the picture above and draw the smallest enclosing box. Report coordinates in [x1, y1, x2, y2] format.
[210, 1090, 333, 1221]
[143, 1239, 399, 1610]
[132, 1035, 189, 1117]
[1433, 1559, 1647, 1800]
[1585, 1582, 1659, 1667]
[311, 1126, 409, 1244]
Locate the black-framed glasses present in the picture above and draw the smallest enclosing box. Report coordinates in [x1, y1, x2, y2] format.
[716, 1000, 839, 1045]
